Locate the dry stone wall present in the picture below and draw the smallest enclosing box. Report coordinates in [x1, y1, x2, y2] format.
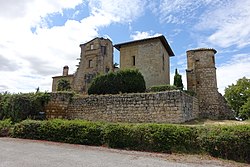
[45, 91, 199, 123]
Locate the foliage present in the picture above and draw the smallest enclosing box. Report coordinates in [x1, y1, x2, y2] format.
[173, 68, 184, 90]
[224, 77, 250, 118]
[0, 119, 12, 137]
[147, 84, 178, 92]
[57, 79, 71, 91]
[198, 125, 250, 163]
[11, 119, 250, 162]
[240, 97, 250, 119]
[0, 92, 50, 122]
[88, 69, 146, 95]
[13, 119, 104, 145]
[103, 123, 199, 153]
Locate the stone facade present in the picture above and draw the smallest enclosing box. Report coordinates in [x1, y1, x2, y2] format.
[114, 36, 174, 88]
[50, 36, 233, 121]
[52, 36, 174, 92]
[186, 48, 233, 119]
[52, 66, 74, 92]
[52, 37, 113, 93]
[45, 91, 199, 123]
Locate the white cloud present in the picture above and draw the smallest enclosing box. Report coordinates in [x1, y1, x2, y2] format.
[155, 0, 223, 24]
[88, 0, 146, 23]
[217, 54, 250, 94]
[0, 0, 147, 93]
[196, 0, 250, 48]
[130, 31, 162, 40]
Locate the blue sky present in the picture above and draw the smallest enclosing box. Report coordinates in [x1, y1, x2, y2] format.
[0, 0, 250, 94]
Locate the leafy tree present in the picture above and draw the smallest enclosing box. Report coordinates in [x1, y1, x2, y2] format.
[240, 98, 250, 119]
[224, 77, 250, 119]
[57, 79, 71, 91]
[173, 68, 184, 90]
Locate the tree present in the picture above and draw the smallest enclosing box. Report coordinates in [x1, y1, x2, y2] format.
[88, 69, 146, 95]
[224, 77, 250, 119]
[57, 79, 71, 91]
[173, 68, 184, 90]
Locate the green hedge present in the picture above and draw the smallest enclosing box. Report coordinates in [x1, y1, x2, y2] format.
[0, 92, 50, 122]
[88, 69, 146, 95]
[11, 119, 250, 163]
[198, 125, 250, 163]
[0, 119, 12, 137]
[12, 119, 104, 146]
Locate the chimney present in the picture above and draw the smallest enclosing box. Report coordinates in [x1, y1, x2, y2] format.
[63, 65, 69, 76]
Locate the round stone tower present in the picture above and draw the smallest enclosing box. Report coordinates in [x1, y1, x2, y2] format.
[186, 48, 233, 119]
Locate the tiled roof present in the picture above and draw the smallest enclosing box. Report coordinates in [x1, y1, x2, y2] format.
[114, 35, 175, 57]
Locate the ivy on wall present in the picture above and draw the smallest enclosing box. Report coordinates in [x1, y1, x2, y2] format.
[0, 92, 50, 122]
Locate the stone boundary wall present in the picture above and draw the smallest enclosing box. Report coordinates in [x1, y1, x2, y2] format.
[45, 91, 199, 123]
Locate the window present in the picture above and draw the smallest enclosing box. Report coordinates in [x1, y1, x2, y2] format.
[101, 46, 106, 55]
[132, 56, 135, 66]
[90, 44, 94, 50]
[88, 59, 93, 68]
[212, 55, 215, 64]
[162, 54, 165, 71]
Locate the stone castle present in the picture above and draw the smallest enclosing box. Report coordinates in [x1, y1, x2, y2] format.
[51, 35, 233, 120]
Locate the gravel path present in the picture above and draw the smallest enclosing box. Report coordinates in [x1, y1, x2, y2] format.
[0, 138, 247, 167]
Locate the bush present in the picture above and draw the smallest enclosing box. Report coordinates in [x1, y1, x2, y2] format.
[198, 125, 250, 163]
[0, 119, 12, 137]
[103, 124, 199, 153]
[147, 85, 178, 92]
[13, 119, 104, 146]
[88, 69, 146, 95]
[11, 119, 250, 163]
[0, 92, 50, 122]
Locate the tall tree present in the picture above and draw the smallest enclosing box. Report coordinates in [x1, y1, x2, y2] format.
[57, 79, 71, 91]
[174, 68, 184, 90]
[224, 77, 250, 119]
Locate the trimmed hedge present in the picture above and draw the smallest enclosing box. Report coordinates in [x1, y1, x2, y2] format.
[198, 125, 250, 163]
[12, 119, 104, 146]
[11, 119, 250, 163]
[88, 69, 146, 95]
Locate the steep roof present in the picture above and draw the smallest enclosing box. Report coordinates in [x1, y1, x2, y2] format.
[114, 35, 175, 57]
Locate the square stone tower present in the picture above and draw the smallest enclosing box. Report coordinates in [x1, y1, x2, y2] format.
[72, 37, 114, 93]
[186, 48, 233, 119]
[114, 35, 174, 88]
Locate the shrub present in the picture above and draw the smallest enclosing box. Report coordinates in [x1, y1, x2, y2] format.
[57, 79, 71, 91]
[174, 68, 184, 90]
[198, 125, 250, 163]
[13, 119, 104, 146]
[88, 69, 146, 95]
[147, 84, 178, 92]
[11, 119, 250, 163]
[0, 119, 12, 137]
[0, 92, 50, 122]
